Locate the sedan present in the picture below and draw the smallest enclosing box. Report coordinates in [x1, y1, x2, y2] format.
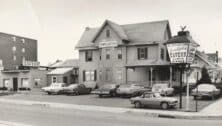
[41, 83, 66, 95]
[91, 84, 119, 97]
[62, 84, 92, 95]
[130, 92, 178, 109]
[152, 83, 174, 96]
[116, 84, 151, 97]
[191, 84, 221, 100]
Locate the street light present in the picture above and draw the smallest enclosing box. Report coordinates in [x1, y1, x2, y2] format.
[166, 27, 198, 110]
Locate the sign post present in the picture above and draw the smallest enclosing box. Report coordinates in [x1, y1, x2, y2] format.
[166, 32, 197, 110]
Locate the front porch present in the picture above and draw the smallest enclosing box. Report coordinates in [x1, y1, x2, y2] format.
[126, 65, 180, 87]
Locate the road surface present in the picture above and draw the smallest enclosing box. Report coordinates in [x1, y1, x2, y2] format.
[0, 103, 221, 126]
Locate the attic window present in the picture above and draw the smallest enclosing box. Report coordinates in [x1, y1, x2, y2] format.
[106, 30, 110, 38]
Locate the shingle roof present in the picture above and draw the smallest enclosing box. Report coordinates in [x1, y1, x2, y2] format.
[76, 20, 170, 48]
[47, 68, 73, 75]
[50, 59, 79, 68]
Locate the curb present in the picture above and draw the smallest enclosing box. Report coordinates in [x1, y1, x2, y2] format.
[0, 98, 221, 120]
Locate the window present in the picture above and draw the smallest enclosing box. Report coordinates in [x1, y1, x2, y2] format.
[22, 48, 25, 53]
[105, 69, 111, 81]
[116, 69, 122, 81]
[106, 49, 111, 60]
[12, 46, 16, 52]
[21, 39, 25, 43]
[106, 29, 110, 38]
[13, 55, 16, 61]
[52, 76, 57, 83]
[117, 48, 122, 59]
[137, 47, 147, 60]
[160, 48, 164, 60]
[99, 49, 102, 60]
[21, 78, 29, 87]
[85, 50, 93, 62]
[3, 79, 10, 87]
[83, 70, 96, 81]
[12, 36, 16, 42]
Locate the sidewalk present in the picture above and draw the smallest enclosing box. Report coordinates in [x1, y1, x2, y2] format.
[0, 120, 31, 126]
[201, 98, 222, 115]
[0, 97, 221, 120]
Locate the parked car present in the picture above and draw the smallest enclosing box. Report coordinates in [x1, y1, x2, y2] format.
[152, 83, 174, 96]
[116, 84, 150, 97]
[41, 83, 66, 95]
[61, 84, 91, 95]
[130, 92, 178, 109]
[84, 81, 97, 89]
[191, 84, 221, 100]
[91, 84, 119, 97]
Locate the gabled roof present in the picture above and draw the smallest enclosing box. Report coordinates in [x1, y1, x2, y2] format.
[47, 67, 73, 75]
[49, 59, 79, 68]
[76, 20, 171, 49]
[92, 20, 129, 42]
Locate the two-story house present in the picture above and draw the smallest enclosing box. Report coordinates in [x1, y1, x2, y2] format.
[75, 20, 181, 87]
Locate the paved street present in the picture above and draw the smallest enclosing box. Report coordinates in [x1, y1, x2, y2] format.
[0, 102, 221, 126]
[1, 90, 216, 112]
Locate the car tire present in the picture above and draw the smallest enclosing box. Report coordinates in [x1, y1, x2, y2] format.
[111, 92, 116, 97]
[134, 102, 141, 108]
[47, 92, 51, 95]
[193, 96, 197, 100]
[211, 96, 215, 100]
[99, 94, 103, 98]
[161, 102, 168, 110]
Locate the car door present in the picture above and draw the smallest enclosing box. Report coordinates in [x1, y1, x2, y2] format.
[143, 94, 154, 106]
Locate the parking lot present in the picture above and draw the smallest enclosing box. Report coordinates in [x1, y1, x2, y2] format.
[0, 89, 218, 112]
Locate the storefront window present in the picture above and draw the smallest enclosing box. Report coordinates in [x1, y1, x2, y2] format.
[21, 78, 29, 87]
[84, 70, 96, 81]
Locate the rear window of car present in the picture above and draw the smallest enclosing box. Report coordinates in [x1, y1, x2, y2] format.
[198, 84, 216, 90]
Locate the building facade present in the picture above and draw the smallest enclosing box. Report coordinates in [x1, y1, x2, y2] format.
[0, 32, 37, 70]
[75, 20, 181, 87]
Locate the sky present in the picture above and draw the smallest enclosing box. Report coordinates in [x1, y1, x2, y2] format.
[0, 0, 222, 65]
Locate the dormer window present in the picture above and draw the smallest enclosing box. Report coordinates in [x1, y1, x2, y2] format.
[106, 30, 110, 38]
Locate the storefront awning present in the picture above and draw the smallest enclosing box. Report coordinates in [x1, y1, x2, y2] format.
[47, 67, 73, 75]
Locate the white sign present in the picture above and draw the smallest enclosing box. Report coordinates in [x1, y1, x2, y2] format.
[167, 43, 197, 64]
[99, 41, 118, 48]
[23, 60, 40, 67]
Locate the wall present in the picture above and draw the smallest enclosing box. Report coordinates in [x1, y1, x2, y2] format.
[0, 32, 37, 70]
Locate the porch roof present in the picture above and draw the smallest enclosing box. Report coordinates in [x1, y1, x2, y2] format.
[47, 67, 73, 75]
[126, 60, 171, 67]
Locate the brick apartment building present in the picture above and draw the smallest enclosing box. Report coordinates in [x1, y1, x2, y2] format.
[0, 32, 48, 91]
[75, 20, 221, 88]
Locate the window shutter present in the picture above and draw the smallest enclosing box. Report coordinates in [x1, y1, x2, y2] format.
[83, 70, 85, 81]
[137, 48, 140, 59]
[94, 70, 97, 81]
[145, 48, 148, 59]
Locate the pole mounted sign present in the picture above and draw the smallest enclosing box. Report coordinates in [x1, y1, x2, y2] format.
[167, 43, 197, 64]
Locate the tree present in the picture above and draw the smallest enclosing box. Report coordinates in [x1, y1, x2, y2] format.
[197, 66, 212, 84]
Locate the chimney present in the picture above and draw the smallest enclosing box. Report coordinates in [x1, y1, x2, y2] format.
[85, 27, 90, 31]
[177, 31, 190, 36]
[216, 51, 219, 63]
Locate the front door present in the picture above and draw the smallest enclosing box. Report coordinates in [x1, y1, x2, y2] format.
[13, 78, 18, 91]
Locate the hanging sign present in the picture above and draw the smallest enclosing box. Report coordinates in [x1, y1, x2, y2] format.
[167, 43, 197, 64]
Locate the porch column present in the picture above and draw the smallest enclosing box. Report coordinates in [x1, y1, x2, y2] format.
[169, 66, 172, 87]
[150, 67, 153, 87]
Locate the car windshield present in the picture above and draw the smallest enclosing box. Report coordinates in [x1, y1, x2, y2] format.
[101, 84, 115, 89]
[68, 84, 78, 88]
[152, 84, 168, 89]
[51, 83, 63, 87]
[153, 93, 161, 98]
[198, 84, 215, 90]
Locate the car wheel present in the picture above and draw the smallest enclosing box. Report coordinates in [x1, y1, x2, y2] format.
[193, 96, 197, 100]
[134, 102, 141, 108]
[111, 92, 116, 97]
[99, 94, 103, 98]
[161, 102, 168, 110]
[211, 96, 215, 100]
[74, 91, 79, 96]
[47, 92, 51, 95]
